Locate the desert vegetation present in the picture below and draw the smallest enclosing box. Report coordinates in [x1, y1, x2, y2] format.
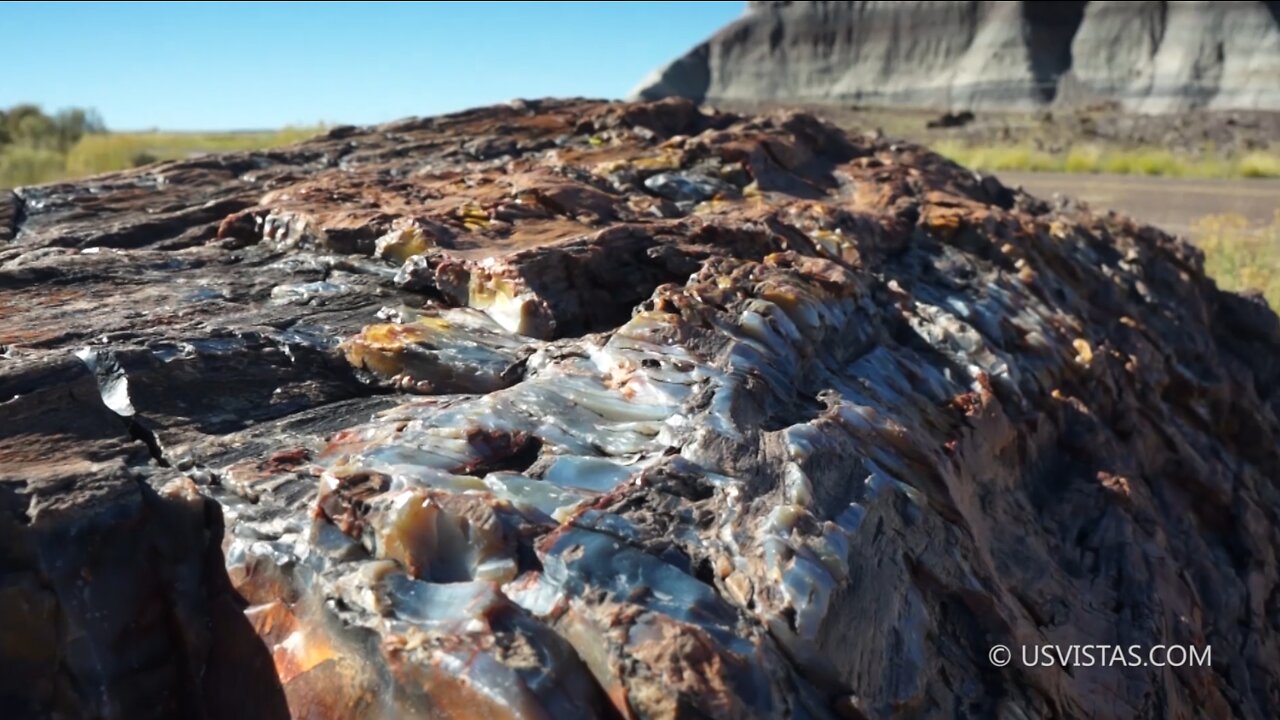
[1197, 212, 1280, 307]
[933, 140, 1280, 179]
[0, 104, 319, 189]
[0, 105, 106, 187]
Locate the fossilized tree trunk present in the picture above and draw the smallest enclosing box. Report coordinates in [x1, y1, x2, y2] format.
[2, 99, 1278, 719]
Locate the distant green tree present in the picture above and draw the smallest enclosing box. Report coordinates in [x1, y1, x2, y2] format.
[6, 104, 51, 147]
[52, 108, 106, 151]
[16, 114, 57, 149]
[1, 104, 107, 151]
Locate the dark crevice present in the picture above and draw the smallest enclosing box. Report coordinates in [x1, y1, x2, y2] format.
[694, 557, 718, 587]
[182, 490, 293, 719]
[73, 347, 175, 468]
[1021, 1, 1088, 103]
[1, 190, 25, 242]
[128, 418, 171, 468]
[456, 429, 543, 476]
[636, 460, 717, 502]
[761, 389, 826, 432]
[14, 192, 26, 237]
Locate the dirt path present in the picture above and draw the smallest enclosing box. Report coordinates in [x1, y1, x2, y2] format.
[995, 171, 1280, 238]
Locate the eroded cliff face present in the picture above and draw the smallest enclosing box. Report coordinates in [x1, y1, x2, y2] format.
[631, 1, 1280, 113]
[2, 99, 1279, 719]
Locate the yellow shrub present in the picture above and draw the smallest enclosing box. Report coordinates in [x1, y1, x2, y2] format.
[1238, 152, 1280, 179]
[1130, 150, 1182, 177]
[1063, 145, 1102, 173]
[1196, 212, 1280, 308]
[1099, 154, 1133, 175]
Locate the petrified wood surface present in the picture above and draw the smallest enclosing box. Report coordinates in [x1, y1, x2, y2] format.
[2, 98, 1279, 719]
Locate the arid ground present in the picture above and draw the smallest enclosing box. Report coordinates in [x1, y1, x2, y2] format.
[996, 172, 1280, 238]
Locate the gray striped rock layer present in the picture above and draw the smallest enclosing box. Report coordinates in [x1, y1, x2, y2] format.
[632, 1, 1280, 113]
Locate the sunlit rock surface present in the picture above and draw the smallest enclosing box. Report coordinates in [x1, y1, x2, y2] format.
[3, 98, 1280, 719]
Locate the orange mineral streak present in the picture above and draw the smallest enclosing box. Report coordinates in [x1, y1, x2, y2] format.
[244, 601, 340, 685]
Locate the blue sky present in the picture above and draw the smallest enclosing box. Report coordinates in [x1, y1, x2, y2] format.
[2, 1, 742, 131]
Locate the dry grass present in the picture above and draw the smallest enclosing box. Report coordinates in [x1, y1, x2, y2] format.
[1196, 211, 1280, 307]
[0, 146, 68, 187]
[933, 140, 1277, 179]
[64, 128, 321, 176]
[1, 127, 322, 189]
[1239, 152, 1280, 179]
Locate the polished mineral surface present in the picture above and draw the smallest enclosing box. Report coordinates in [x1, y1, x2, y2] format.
[2, 98, 1279, 719]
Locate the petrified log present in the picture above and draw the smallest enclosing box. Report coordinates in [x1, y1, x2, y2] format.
[2, 98, 1278, 719]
